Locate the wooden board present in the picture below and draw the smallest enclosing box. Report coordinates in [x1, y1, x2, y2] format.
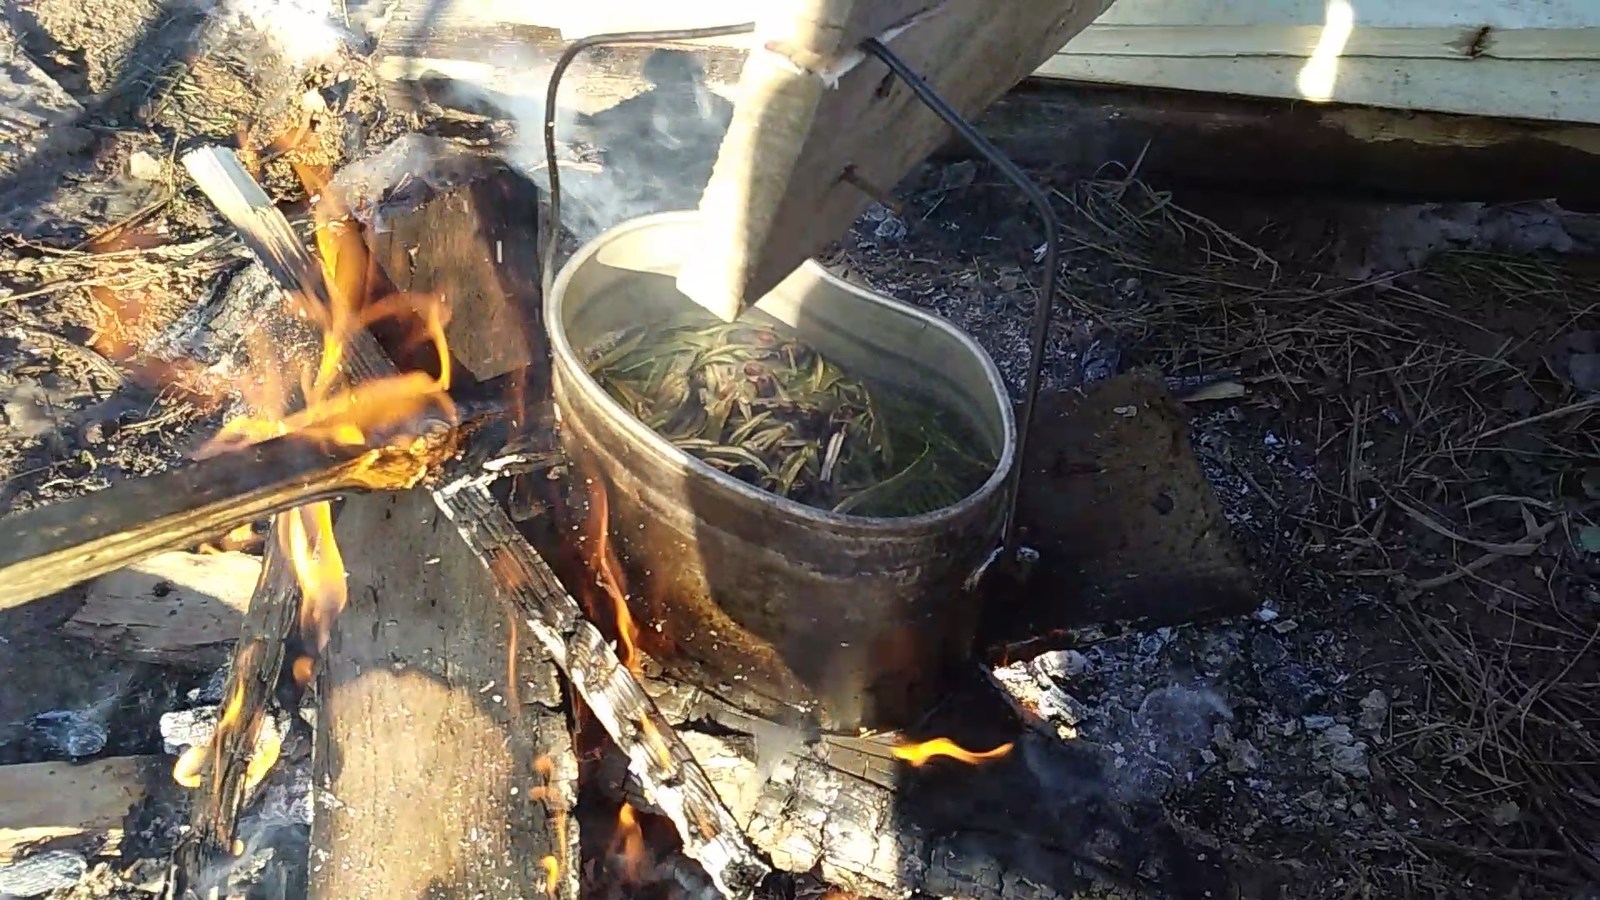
[1038, 55, 1600, 125]
[676, 0, 1113, 318]
[359, 152, 548, 386]
[983, 374, 1258, 652]
[309, 488, 578, 900]
[0, 756, 163, 863]
[62, 552, 260, 669]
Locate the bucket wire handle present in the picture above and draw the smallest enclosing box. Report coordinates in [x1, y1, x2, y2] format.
[539, 22, 757, 301]
[539, 25, 1059, 572]
[860, 37, 1059, 573]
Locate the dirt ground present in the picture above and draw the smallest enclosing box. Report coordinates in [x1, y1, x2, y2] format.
[0, 3, 1597, 900]
[834, 165, 1600, 899]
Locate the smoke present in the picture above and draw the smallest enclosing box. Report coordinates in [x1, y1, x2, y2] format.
[198, 0, 349, 67]
[414, 44, 736, 246]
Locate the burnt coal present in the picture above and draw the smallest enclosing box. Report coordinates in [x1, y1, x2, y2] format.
[1250, 632, 1330, 717]
[26, 708, 107, 758]
[0, 849, 87, 897]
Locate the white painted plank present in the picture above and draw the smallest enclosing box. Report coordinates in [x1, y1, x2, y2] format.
[1063, 25, 1600, 60]
[370, 0, 1600, 125]
[1091, 0, 1600, 30]
[407, 0, 1600, 32]
[1034, 54, 1600, 124]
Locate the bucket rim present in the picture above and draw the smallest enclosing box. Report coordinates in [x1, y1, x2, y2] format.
[545, 210, 1019, 533]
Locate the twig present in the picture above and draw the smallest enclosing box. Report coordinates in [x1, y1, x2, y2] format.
[1472, 397, 1600, 441]
[1400, 518, 1560, 598]
[1390, 494, 1554, 556]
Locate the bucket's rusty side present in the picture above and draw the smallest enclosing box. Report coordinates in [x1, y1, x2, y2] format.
[546, 212, 1016, 731]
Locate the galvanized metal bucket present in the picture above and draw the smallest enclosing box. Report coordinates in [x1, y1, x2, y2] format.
[545, 212, 1017, 731]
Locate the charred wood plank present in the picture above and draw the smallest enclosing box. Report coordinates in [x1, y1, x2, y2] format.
[435, 484, 769, 898]
[167, 549, 301, 899]
[344, 142, 549, 387]
[0, 432, 451, 612]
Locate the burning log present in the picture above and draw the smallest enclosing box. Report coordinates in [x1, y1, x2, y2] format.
[437, 486, 769, 898]
[0, 423, 465, 612]
[595, 671, 1180, 900]
[184, 143, 770, 898]
[167, 549, 301, 898]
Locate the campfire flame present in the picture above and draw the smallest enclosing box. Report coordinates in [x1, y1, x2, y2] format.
[576, 458, 643, 674]
[610, 802, 650, 884]
[530, 755, 569, 898]
[891, 737, 1015, 767]
[170, 156, 458, 793]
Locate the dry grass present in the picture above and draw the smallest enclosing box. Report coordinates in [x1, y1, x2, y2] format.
[1046, 164, 1600, 894]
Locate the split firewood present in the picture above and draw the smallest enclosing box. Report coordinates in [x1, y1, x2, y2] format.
[339, 137, 549, 387]
[167, 548, 301, 899]
[0, 755, 166, 864]
[185, 143, 768, 899]
[0, 401, 491, 613]
[310, 488, 578, 899]
[62, 551, 263, 670]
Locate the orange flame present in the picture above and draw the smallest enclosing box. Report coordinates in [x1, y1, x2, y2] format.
[169, 145, 459, 793]
[170, 678, 279, 792]
[891, 737, 1015, 768]
[576, 458, 642, 674]
[610, 802, 649, 884]
[530, 756, 568, 898]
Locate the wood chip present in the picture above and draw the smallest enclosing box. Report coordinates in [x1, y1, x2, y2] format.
[0, 756, 162, 864]
[62, 551, 261, 669]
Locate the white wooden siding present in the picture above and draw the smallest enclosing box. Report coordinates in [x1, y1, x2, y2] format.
[446, 0, 1600, 125]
